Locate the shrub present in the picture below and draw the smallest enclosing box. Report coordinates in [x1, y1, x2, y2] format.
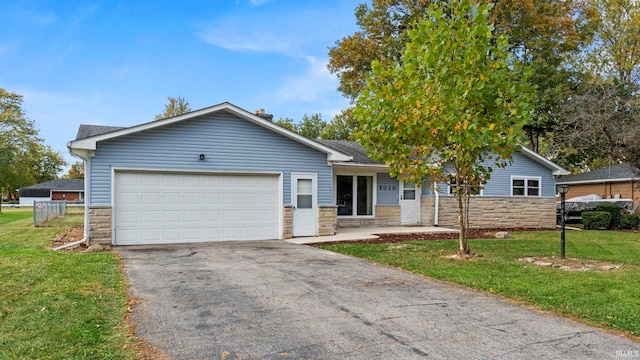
[595, 204, 622, 229]
[619, 214, 640, 229]
[582, 211, 613, 230]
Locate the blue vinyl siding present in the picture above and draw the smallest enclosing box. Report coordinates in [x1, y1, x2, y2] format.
[482, 152, 556, 197]
[89, 113, 332, 206]
[420, 152, 556, 197]
[376, 173, 399, 205]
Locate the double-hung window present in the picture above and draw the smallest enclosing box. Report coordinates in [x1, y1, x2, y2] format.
[447, 174, 483, 196]
[336, 175, 374, 216]
[511, 176, 541, 196]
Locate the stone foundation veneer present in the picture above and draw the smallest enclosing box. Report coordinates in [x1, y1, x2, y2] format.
[318, 206, 337, 236]
[421, 196, 556, 229]
[337, 205, 401, 228]
[88, 206, 112, 245]
[286, 206, 337, 237]
[283, 206, 293, 239]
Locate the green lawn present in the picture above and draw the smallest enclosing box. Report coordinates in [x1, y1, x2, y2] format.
[0, 209, 136, 359]
[322, 230, 640, 338]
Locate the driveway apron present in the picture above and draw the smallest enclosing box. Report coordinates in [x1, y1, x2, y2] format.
[118, 241, 640, 359]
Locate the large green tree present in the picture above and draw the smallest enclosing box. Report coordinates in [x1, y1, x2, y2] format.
[154, 96, 191, 120]
[297, 114, 327, 139]
[321, 108, 359, 140]
[0, 88, 66, 198]
[64, 162, 85, 179]
[273, 114, 329, 140]
[554, 0, 640, 172]
[328, 0, 595, 151]
[355, 0, 534, 255]
[586, 0, 640, 83]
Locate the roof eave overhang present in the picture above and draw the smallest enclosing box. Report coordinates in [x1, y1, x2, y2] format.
[518, 145, 570, 176]
[333, 162, 389, 169]
[556, 178, 639, 185]
[67, 143, 95, 160]
[67, 102, 352, 162]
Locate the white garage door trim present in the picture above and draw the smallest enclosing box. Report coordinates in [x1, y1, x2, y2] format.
[112, 169, 282, 245]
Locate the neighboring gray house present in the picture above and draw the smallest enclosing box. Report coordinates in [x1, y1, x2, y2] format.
[68, 102, 569, 246]
[557, 164, 639, 213]
[19, 179, 85, 205]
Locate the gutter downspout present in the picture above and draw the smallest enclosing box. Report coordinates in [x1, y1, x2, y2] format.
[433, 183, 439, 226]
[68, 144, 90, 243]
[83, 157, 90, 242]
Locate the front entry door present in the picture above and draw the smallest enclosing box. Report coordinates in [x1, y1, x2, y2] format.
[400, 181, 420, 225]
[292, 173, 318, 237]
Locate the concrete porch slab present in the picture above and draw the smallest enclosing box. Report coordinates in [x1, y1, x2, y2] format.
[286, 226, 458, 245]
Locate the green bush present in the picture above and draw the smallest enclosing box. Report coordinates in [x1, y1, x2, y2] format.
[619, 214, 640, 229]
[595, 204, 622, 229]
[582, 211, 613, 230]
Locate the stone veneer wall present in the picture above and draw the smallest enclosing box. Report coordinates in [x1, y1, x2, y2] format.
[318, 206, 337, 236]
[421, 196, 556, 229]
[337, 205, 401, 228]
[88, 206, 112, 246]
[283, 206, 293, 239]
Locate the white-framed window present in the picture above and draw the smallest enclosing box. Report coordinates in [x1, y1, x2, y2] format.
[336, 174, 375, 216]
[447, 174, 483, 196]
[511, 176, 541, 196]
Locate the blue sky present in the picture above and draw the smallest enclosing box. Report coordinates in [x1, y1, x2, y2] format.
[0, 0, 364, 170]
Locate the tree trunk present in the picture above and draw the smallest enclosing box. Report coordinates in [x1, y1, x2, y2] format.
[456, 191, 470, 255]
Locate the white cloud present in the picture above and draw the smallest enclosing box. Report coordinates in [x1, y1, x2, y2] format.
[276, 56, 339, 103]
[198, 26, 295, 54]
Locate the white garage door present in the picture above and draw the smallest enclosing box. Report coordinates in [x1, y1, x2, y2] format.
[114, 172, 279, 245]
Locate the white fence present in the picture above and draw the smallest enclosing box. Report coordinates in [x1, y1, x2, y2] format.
[34, 201, 67, 227]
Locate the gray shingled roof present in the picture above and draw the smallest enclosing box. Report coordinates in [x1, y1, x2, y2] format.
[316, 140, 383, 165]
[75, 124, 126, 140]
[557, 164, 639, 184]
[21, 179, 84, 191]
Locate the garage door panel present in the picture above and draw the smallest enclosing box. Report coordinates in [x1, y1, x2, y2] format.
[141, 175, 160, 186]
[141, 192, 160, 204]
[141, 210, 161, 222]
[142, 229, 160, 240]
[223, 210, 240, 221]
[259, 209, 276, 221]
[163, 210, 181, 222]
[204, 210, 221, 221]
[223, 192, 240, 205]
[223, 227, 240, 239]
[163, 228, 181, 241]
[183, 176, 202, 186]
[118, 193, 140, 205]
[162, 176, 182, 186]
[184, 210, 202, 222]
[203, 193, 220, 204]
[184, 228, 202, 240]
[184, 192, 202, 205]
[118, 210, 139, 223]
[243, 210, 258, 221]
[204, 227, 221, 238]
[115, 172, 279, 245]
[163, 192, 181, 204]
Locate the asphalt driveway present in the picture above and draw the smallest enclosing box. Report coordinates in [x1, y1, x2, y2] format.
[118, 241, 640, 359]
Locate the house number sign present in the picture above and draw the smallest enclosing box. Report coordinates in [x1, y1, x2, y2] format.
[378, 185, 397, 191]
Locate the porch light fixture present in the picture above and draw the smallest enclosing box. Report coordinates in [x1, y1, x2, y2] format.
[199, 153, 205, 161]
[556, 184, 570, 259]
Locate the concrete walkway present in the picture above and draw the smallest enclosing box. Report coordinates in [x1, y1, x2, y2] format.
[287, 226, 458, 245]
